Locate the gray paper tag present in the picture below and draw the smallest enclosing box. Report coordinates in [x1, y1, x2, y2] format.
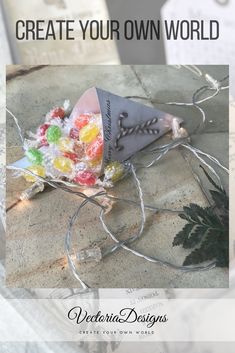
[71, 87, 183, 167]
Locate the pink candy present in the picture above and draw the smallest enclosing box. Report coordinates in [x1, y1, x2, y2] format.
[69, 128, 80, 139]
[38, 123, 50, 136]
[73, 171, 97, 186]
[38, 123, 50, 146]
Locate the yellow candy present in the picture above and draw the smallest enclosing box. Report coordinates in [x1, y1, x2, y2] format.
[24, 165, 46, 183]
[58, 137, 74, 152]
[88, 157, 102, 168]
[53, 156, 74, 174]
[79, 123, 99, 143]
[104, 161, 124, 183]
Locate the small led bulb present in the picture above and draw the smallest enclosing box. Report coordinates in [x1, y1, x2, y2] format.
[77, 247, 102, 263]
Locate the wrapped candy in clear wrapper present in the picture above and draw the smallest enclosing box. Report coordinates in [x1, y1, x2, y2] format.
[12, 87, 183, 187]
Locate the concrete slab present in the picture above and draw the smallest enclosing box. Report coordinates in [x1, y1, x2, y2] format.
[6, 65, 228, 288]
[132, 65, 229, 134]
[189, 132, 229, 194]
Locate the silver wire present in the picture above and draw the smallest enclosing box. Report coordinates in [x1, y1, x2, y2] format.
[99, 208, 216, 272]
[6, 108, 25, 148]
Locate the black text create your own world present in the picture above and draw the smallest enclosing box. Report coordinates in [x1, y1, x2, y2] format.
[16, 19, 219, 41]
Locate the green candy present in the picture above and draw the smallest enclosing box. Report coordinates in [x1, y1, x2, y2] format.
[46, 125, 62, 143]
[104, 161, 124, 182]
[25, 148, 43, 165]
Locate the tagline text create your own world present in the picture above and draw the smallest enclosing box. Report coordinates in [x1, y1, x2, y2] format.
[15, 19, 219, 41]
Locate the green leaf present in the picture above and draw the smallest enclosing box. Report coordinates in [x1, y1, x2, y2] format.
[201, 207, 222, 228]
[183, 205, 200, 222]
[172, 166, 229, 268]
[183, 225, 207, 249]
[172, 223, 194, 247]
[188, 203, 209, 222]
[183, 246, 214, 266]
[210, 190, 228, 210]
[178, 213, 190, 221]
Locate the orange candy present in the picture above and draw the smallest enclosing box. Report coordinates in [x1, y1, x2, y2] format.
[63, 152, 79, 163]
[86, 136, 103, 160]
[74, 114, 91, 130]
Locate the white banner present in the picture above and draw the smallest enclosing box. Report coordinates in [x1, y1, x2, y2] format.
[0, 298, 235, 342]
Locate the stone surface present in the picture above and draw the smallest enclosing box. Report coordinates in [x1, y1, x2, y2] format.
[133, 65, 229, 133]
[6, 65, 229, 288]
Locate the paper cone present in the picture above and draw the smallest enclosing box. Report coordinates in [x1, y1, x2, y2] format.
[11, 87, 183, 181]
[70, 87, 183, 167]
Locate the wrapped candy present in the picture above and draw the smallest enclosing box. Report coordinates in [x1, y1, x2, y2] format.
[53, 156, 74, 174]
[104, 161, 125, 183]
[79, 123, 100, 143]
[24, 165, 46, 183]
[19, 104, 104, 186]
[12, 87, 183, 187]
[86, 135, 103, 160]
[46, 125, 62, 143]
[25, 148, 43, 165]
[73, 171, 97, 186]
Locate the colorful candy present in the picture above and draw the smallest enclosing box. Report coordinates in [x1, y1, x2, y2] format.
[86, 135, 103, 160]
[23, 104, 111, 187]
[58, 137, 74, 152]
[25, 148, 43, 165]
[63, 152, 79, 163]
[73, 171, 97, 186]
[53, 156, 74, 174]
[79, 123, 99, 143]
[24, 165, 46, 183]
[38, 124, 50, 146]
[104, 161, 124, 182]
[73, 141, 85, 159]
[88, 157, 102, 168]
[74, 114, 91, 130]
[46, 125, 62, 143]
[69, 128, 80, 139]
[38, 123, 50, 136]
[39, 137, 49, 147]
[50, 107, 65, 119]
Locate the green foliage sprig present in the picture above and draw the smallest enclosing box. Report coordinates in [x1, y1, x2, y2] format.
[173, 167, 228, 267]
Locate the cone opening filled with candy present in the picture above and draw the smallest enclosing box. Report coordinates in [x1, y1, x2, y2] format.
[18, 87, 183, 187]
